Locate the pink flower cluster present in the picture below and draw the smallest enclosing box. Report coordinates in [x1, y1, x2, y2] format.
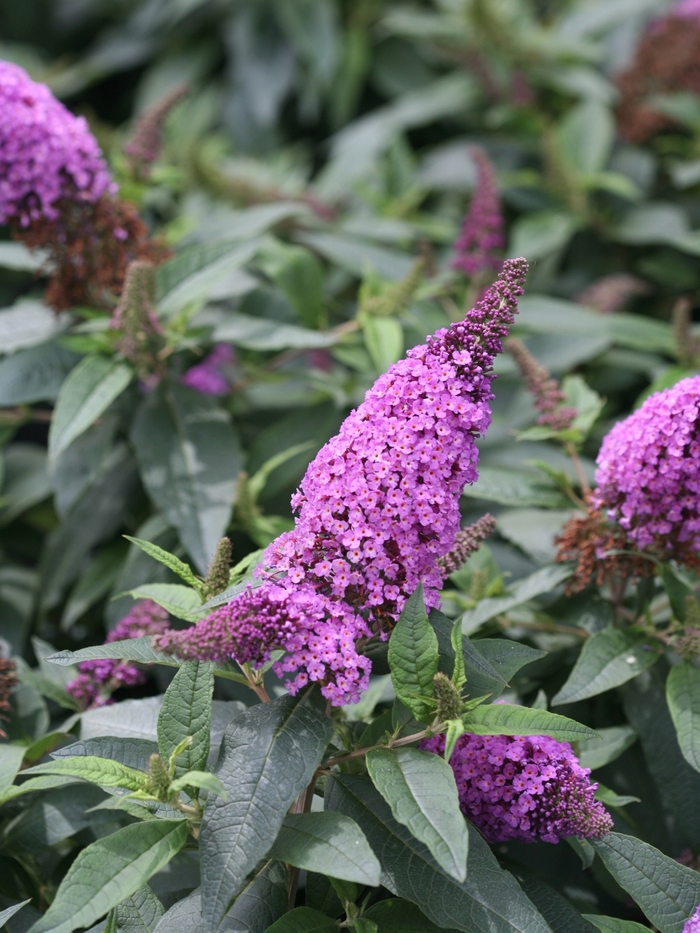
[673, 0, 700, 21]
[421, 731, 612, 844]
[181, 344, 235, 396]
[67, 601, 169, 710]
[452, 147, 504, 280]
[156, 259, 528, 704]
[0, 60, 114, 227]
[685, 905, 700, 933]
[592, 376, 700, 554]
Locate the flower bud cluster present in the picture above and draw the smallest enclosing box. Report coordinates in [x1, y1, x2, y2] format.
[451, 148, 504, 280]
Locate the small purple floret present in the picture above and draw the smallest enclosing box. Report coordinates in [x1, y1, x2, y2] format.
[181, 344, 235, 396]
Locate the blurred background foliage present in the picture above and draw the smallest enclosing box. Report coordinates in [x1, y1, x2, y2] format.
[3, 0, 700, 924]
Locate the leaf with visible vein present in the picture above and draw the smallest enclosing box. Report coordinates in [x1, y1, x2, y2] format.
[22, 756, 148, 791]
[123, 536, 203, 592]
[158, 661, 214, 781]
[462, 704, 597, 742]
[667, 662, 700, 774]
[388, 586, 439, 721]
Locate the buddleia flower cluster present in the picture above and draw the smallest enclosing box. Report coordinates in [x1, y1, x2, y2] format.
[155, 258, 529, 705]
[558, 376, 700, 589]
[685, 904, 700, 933]
[181, 344, 236, 396]
[420, 731, 613, 844]
[0, 60, 166, 311]
[67, 601, 169, 710]
[451, 147, 504, 281]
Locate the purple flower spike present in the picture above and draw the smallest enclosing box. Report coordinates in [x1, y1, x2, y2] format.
[155, 259, 529, 705]
[0, 60, 114, 227]
[452, 147, 505, 280]
[421, 731, 613, 844]
[592, 376, 700, 558]
[181, 344, 236, 396]
[685, 904, 700, 932]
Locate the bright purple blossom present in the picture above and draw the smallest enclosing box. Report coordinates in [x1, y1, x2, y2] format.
[452, 147, 504, 280]
[421, 731, 613, 844]
[685, 905, 700, 933]
[181, 344, 235, 396]
[0, 60, 114, 227]
[155, 260, 528, 705]
[67, 600, 169, 710]
[592, 376, 700, 555]
[673, 0, 700, 21]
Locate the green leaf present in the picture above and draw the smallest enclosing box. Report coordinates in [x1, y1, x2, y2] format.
[460, 565, 573, 635]
[130, 383, 243, 573]
[45, 636, 176, 668]
[388, 585, 439, 721]
[264, 907, 340, 933]
[325, 774, 553, 933]
[48, 356, 133, 460]
[0, 900, 31, 928]
[52, 737, 159, 772]
[22, 756, 148, 791]
[0, 744, 27, 792]
[170, 771, 227, 799]
[268, 812, 380, 886]
[157, 239, 261, 314]
[594, 784, 640, 807]
[0, 775, 80, 806]
[450, 621, 466, 691]
[126, 584, 205, 622]
[472, 640, 547, 689]
[363, 316, 404, 373]
[508, 211, 579, 262]
[0, 443, 50, 526]
[200, 691, 333, 930]
[158, 661, 214, 781]
[429, 610, 508, 700]
[590, 832, 700, 933]
[556, 98, 614, 174]
[0, 300, 64, 353]
[26, 820, 188, 933]
[123, 537, 202, 591]
[462, 705, 597, 742]
[562, 375, 605, 438]
[520, 879, 597, 933]
[462, 467, 569, 509]
[213, 313, 337, 351]
[583, 916, 651, 933]
[577, 726, 638, 770]
[661, 566, 693, 622]
[551, 628, 660, 706]
[0, 342, 77, 406]
[366, 747, 468, 882]
[667, 662, 700, 774]
[363, 899, 452, 932]
[112, 885, 164, 933]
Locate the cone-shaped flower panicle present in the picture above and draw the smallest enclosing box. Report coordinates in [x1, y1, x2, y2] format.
[576, 274, 649, 315]
[452, 147, 505, 280]
[421, 731, 613, 844]
[155, 259, 529, 704]
[67, 600, 169, 710]
[181, 344, 235, 396]
[124, 84, 188, 177]
[0, 653, 18, 739]
[684, 905, 700, 933]
[0, 60, 114, 226]
[592, 375, 700, 559]
[506, 338, 576, 431]
[437, 513, 497, 576]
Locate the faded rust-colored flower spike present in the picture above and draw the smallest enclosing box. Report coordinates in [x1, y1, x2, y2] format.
[576, 274, 649, 315]
[506, 337, 577, 431]
[124, 84, 188, 179]
[0, 654, 18, 739]
[437, 514, 497, 576]
[112, 261, 163, 374]
[672, 297, 699, 367]
[205, 538, 233, 597]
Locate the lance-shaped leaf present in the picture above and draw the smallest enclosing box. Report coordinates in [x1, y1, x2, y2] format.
[460, 565, 572, 634]
[577, 726, 638, 771]
[552, 628, 659, 706]
[158, 661, 214, 781]
[200, 691, 333, 930]
[131, 383, 243, 573]
[123, 536, 203, 591]
[462, 704, 597, 742]
[366, 747, 468, 882]
[0, 744, 26, 791]
[0, 900, 31, 928]
[126, 583, 207, 622]
[264, 907, 340, 933]
[388, 586, 439, 721]
[22, 756, 148, 791]
[112, 885, 164, 933]
[51, 737, 159, 773]
[363, 899, 455, 932]
[590, 832, 700, 933]
[27, 820, 188, 933]
[520, 878, 597, 933]
[325, 773, 554, 933]
[46, 636, 177, 667]
[49, 356, 133, 459]
[666, 662, 700, 774]
[268, 812, 380, 886]
[583, 916, 652, 933]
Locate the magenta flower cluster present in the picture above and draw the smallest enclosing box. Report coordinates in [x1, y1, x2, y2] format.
[592, 376, 700, 554]
[421, 731, 612, 844]
[673, 0, 700, 21]
[0, 60, 114, 227]
[67, 601, 169, 710]
[156, 259, 528, 704]
[181, 344, 235, 396]
[684, 905, 700, 933]
[452, 147, 505, 280]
